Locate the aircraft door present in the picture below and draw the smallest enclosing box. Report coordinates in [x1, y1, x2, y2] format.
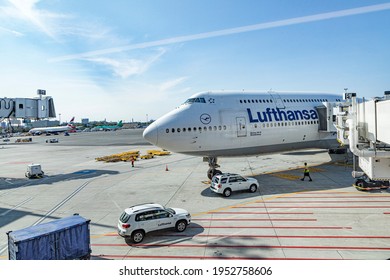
[270, 93, 285, 109]
[236, 117, 247, 137]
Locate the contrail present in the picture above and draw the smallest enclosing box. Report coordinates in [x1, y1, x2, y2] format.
[50, 3, 390, 62]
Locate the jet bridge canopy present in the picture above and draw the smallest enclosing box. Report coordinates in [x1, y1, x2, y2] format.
[316, 102, 337, 132]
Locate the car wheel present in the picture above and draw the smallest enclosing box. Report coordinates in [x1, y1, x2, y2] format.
[223, 188, 232, 197]
[175, 220, 187, 232]
[131, 230, 145, 243]
[249, 184, 257, 193]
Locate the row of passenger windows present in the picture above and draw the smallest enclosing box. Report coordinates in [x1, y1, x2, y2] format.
[253, 120, 319, 128]
[166, 126, 227, 133]
[239, 98, 332, 104]
[165, 120, 319, 134]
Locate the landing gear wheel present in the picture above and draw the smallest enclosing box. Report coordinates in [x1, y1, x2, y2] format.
[207, 168, 222, 180]
[223, 188, 232, 197]
[207, 168, 213, 180]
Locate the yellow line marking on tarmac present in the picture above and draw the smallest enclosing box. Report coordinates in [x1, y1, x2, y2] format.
[270, 174, 301, 181]
[309, 167, 325, 172]
[91, 233, 113, 239]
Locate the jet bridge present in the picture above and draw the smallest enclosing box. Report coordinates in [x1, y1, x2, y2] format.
[335, 91, 390, 190]
[1, 90, 56, 121]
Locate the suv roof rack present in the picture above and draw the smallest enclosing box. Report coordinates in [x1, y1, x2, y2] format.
[129, 202, 156, 208]
[126, 203, 163, 213]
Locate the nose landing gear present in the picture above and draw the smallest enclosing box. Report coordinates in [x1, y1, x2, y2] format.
[206, 157, 222, 179]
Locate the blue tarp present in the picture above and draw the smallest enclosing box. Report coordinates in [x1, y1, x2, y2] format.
[8, 215, 91, 260]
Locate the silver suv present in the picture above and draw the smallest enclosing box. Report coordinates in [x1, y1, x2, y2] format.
[210, 173, 259, 197]
[117, 203, 191, 243]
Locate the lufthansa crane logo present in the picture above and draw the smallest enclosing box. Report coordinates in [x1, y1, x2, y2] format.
[200, 113, 211, 124]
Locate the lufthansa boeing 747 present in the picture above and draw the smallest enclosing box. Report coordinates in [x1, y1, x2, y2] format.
[143, 91, 342, 178]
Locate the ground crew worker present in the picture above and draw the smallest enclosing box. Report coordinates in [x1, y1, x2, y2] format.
[131, 157, 135, 168]
[301, 162, 312, 181]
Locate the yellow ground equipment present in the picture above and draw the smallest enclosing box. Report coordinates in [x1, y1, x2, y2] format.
[15, 138, 32, 143]
[140, 154, 154, 159]
[147, 150, 170, 156]
[96, 151, 139, 163]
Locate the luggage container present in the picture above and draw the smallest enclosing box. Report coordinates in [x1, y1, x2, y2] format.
[7, 214, 91, 260]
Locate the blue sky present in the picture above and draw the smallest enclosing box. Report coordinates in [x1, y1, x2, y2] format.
[1, 0, 390, 123]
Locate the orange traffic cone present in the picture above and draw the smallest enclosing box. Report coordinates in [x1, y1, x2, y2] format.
[165, 165, 169, 171]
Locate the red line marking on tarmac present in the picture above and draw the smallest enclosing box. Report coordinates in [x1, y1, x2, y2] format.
[92, 243, 390, 251]
[207, 211, 314, 214]
[188, 225, 352, 229]
[278, 196, 390, 198]
[157, 234, 390, 239]
[292, 192, 358, 194]
[101, 233, 390, 239]
[92, 254, 339, 260]
[193, 218, 317, 222]
[258, 200, 390, 203]
[234, 206, 390, 209]
[384, 212, 390, 214]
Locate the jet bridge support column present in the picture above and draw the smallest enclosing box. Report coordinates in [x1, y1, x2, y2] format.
[336, 91, 390, 191]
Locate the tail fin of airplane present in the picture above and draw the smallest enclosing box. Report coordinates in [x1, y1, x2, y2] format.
[67, 117, 75, 128]
[117, 120, 123, 127]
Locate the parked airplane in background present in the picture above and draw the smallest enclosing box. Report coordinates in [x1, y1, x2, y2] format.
[29, 117, 75, 135]
[93, 120, 123, 131]
[143, 91, 343, 178]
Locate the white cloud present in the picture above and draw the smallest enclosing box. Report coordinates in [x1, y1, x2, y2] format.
[159, 77, 189, 91]
[83, 49, 167, 79]
[0, 25, 23, 36]
[6, 0, 59, 39]
[2, 0, 113, 43]
[50, 3, 390, 62]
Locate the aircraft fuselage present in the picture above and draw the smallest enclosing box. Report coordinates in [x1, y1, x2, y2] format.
[143, 91, 342, 157]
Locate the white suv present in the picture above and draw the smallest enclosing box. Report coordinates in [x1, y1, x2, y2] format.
[210, 173, 259, 197]
[117, 203, 191, 243]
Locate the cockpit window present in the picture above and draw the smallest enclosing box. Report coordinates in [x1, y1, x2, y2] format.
[183, 97, 206, 104]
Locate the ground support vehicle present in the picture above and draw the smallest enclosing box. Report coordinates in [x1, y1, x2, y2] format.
[118, 203, 191, 243]
[7, 214, 91, 260]
[46, 138, 59, 143]
[210, 173, 259, 197]
[25, 164, 44, 179]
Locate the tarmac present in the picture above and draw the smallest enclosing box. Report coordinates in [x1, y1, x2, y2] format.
[1, 129, 390, 260]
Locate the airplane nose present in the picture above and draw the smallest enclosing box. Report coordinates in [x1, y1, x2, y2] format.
[143, 122, 158, 145]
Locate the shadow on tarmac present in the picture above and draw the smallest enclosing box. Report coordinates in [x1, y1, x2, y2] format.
[0, 208, 119, 232]
[199, 163, 362, 198]
[122, 223, 206, 247]
[0, 169, 119, 190]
